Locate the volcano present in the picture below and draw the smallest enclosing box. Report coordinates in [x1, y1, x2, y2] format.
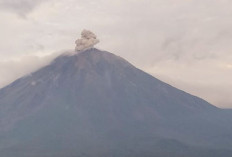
[0, 48, 232, 157]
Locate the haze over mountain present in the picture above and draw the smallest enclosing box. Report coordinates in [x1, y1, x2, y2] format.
[0, 31, 232, 157]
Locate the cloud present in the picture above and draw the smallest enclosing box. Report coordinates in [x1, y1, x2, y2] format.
[0, 52, 61, 89]
[0, 0, 48, 16]
[75, 29, 100, 51]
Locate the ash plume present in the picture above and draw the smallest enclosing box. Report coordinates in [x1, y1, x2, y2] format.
[75, 30, 100, 51]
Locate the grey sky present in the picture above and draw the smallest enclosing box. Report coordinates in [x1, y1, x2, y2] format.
[0, 0, 231, 108]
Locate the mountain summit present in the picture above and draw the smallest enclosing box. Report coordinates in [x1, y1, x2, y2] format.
[0, 48, 232, 157]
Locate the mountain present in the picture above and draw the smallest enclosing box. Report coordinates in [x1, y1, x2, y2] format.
[0, 48, 232, 157]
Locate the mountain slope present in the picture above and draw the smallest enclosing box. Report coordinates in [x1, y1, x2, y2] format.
[0, 48, 232, 156]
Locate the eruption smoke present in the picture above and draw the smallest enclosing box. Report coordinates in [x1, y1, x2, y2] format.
[75, 30, 100, 51]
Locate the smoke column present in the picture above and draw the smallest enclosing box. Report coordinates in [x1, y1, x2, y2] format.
[75, 30, 100, 51]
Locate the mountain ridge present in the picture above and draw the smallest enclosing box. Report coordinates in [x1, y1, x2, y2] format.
[0, 48, 231, 156]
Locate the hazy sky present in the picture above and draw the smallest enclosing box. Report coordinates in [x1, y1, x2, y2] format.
[0, 0, 232, 108]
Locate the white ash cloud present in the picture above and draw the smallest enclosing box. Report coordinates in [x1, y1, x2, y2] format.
[75, 30, 100, 51]
[0, 52, 61, 88]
